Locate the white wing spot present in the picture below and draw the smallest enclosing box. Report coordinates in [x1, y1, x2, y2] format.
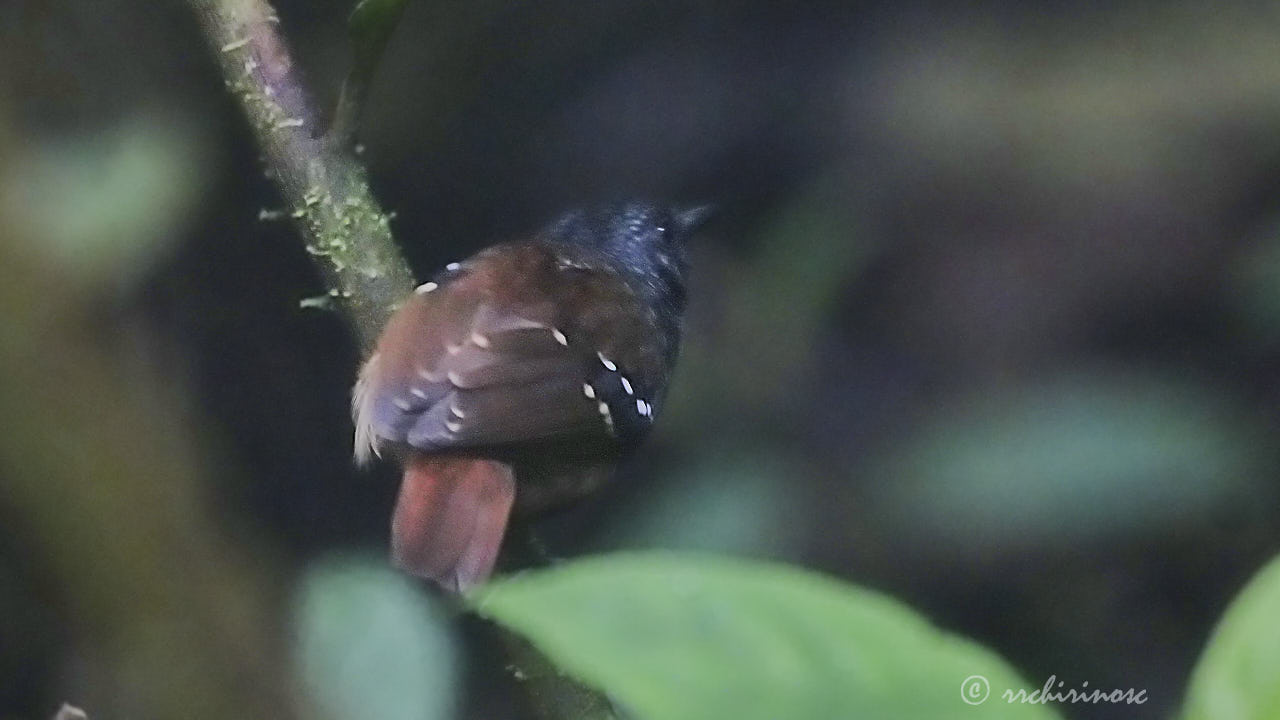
[445, 342, 463, 355]
[636, 398, 652, 417]
[471, 332, 491, 349]
[598, 401, 610, 416]
[447, 371, 463, 386]
[414, 281, 438, 294]
[417, 366, 442, 382]
[393, 397, 413, 411]
[583, 383, 596, 399]
[445, 418, 462, 433]
[556, 255, 593, 271]
[598, 352, 617, 371]
[552, 328, 568, 346]
[411, 387, 428, 399]
[620, 376, 633, 395]
[446, 262, 461, 272]
[450, 403, 466, 418]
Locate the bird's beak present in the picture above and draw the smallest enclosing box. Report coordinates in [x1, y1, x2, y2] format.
[674, 205, 716, 235]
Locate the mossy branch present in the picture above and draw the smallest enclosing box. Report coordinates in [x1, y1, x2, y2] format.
[188, 0, 415, 347]
[185, 2, 619, 717]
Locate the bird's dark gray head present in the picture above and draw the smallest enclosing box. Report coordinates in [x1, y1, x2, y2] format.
[541, 202, 710, 323]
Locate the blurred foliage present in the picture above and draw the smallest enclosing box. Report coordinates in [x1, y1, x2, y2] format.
[295, 555, 458, 720]
[1228, 231, 1280, 350]
[0, 149, 301, 719]
[665, 182, 870, 426]
[1184, 554, 1280, 720]
[473, 552, 1060, 720]
[0, 113, 207, 290]
[594, 451, 807, 558]
[868, 369, 1269, 554]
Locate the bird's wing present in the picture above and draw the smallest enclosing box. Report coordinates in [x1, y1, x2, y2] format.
[353, 242, 667, 462]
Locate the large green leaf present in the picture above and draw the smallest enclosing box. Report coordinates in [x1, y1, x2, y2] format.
[472, 552, 1059, 720]
[1183, 554, 1280, 720]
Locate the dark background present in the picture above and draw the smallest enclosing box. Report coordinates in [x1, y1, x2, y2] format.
[4, 1, 1280, 718]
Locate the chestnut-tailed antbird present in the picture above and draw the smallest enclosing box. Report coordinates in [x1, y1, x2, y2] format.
[353, 202, 707, 592]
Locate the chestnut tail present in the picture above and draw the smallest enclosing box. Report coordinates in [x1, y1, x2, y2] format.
[391, 454, 516, 592]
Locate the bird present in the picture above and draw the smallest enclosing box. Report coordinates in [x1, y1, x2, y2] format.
[352, 202, 708, 592]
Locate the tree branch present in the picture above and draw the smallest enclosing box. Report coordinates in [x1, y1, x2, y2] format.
[188, 0, 415, 347]
[185, 2, 619, 717]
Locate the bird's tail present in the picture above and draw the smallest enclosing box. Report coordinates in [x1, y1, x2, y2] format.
[391, 454, 516, 592]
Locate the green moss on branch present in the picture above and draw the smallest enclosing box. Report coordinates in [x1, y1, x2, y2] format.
[189, 0, 415, 347]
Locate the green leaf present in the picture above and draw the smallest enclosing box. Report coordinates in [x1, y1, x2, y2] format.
[472, 552, 1060, 720]
[1183, 554, 1280, 720]
[333, 0, 411, 144]
[294, 555, 458, 720]
[349, 0, 409, 65]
